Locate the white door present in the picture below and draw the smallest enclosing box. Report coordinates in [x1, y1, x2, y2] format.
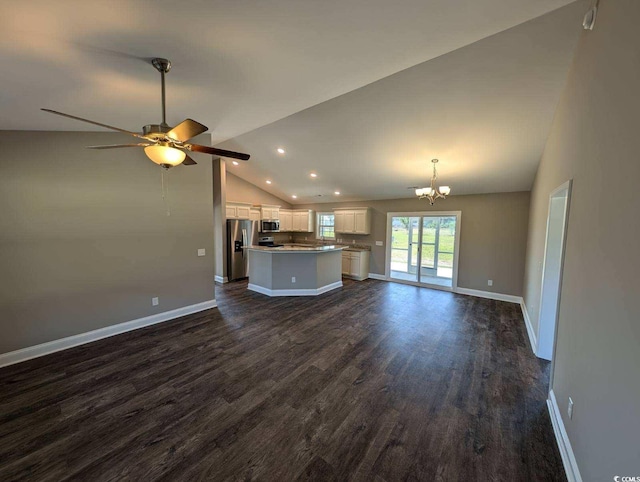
[537, 181, 571, 361]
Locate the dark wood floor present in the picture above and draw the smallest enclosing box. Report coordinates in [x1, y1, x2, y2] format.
[0, 279, 564, 481]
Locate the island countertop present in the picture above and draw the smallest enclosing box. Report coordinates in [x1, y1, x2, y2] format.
[245, 245, 347, 253]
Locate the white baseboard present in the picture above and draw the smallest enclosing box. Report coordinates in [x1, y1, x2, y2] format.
[0, 299, 217, 369]
[454, 287, 522, 304]
[548, 389, 583, 482]
[520, 299, 538, 354]
[214, 275, 228, 284]
[248, 281, 342, 297]
[368, 273, 387, 281]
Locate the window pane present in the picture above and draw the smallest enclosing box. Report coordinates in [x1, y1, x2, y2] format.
[317, 213, 335, 239]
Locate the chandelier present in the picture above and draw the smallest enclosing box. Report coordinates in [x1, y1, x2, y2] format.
[415, 159, 451, 205]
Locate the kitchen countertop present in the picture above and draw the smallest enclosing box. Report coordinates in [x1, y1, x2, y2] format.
[245, 245, 347, 253]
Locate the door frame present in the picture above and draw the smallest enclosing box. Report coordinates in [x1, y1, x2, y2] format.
[538, 181, 572, 370]
[385, 211, 462, 291]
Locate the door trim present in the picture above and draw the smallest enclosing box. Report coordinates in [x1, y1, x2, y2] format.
[385, 211, 462, 290]
[538, 180, 572, 373]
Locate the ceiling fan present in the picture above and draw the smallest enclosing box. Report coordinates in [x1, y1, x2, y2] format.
[42, 58, 250, 169]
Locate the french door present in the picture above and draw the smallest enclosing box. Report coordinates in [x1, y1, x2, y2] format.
[386, 211, 461, 289]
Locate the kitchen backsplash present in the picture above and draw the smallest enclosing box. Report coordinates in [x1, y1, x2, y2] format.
[290, 235, 371, 251]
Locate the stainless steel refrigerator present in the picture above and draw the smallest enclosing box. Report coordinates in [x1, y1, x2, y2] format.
[227, 219, 259, 281]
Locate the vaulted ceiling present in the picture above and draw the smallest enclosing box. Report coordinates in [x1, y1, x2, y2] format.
[1, 0, 584, 202]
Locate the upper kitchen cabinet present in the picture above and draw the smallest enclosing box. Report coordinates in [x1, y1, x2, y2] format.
[293, 210, 314, 232]
[280, 209, 293, 232]
[261, 205, 280, 220]
[226, 202, 253, 220]
[334, 208, 371, 235]
[249, 208, 261, 222]
[279, 209, 314, 232]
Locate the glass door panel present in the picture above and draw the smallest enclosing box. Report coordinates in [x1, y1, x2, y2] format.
[390, 216, 420, 282]
[419, 216, 454, 287]
[437, 216, 456, 280]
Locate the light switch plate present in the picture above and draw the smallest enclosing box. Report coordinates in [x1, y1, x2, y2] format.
[375, 241, 383, 246]
[152, 297, 159, 306]
[197, 248, 206, 257]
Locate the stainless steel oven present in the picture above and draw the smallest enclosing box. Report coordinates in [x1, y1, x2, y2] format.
[260, 220, 280, 232]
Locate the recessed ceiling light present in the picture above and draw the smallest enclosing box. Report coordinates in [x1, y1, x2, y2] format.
[266, 180, 272, 184]
[334, 191, 341, 195]
[310, 173, 317, 178]
[291, 195, 297, 199]
[277, 148, 285, 154]
[232, 161, 239, 166]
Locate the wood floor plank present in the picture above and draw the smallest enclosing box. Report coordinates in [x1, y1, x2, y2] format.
[0, 279, 565, 481]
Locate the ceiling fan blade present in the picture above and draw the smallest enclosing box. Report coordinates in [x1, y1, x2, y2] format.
[41, 109, 148, 139]
[182, 154, 197, 165]
[167, 119, 208, 142]
[87, 143, 151, 149]
[187, 143, 250, 161]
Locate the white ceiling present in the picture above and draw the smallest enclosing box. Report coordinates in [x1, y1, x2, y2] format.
[0, 0, 584, 203]
[2, 0, 577, 145]
[217, 2, 585, 203]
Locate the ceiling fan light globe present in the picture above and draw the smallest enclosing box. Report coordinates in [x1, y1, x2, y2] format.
[440, 186, 451, 195]
[144, 145, 186, 167]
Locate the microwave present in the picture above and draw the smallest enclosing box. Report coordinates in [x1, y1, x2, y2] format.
[261, 219, 280, 232]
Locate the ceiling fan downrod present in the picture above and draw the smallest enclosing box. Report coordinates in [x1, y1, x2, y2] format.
[151, 58, 171, 127]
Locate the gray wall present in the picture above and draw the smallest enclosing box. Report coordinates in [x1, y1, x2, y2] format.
[227, 172, 292, 208]
[297, 191, 530, 296]
[522, 0, 640, 479]
[0, 131, 215, 354]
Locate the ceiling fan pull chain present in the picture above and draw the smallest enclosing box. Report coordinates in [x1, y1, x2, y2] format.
[161, 168, 171, 216]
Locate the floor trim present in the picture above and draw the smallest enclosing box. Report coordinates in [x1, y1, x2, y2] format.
[0, 300, 218, 368]
[548, 389, 583, 482]
[214, 275, 228, 284]
[248, 281, 343, 297]
[368, 273, 387, 281]
[520, 299, 538, 354]
[454, 287, 521, 304]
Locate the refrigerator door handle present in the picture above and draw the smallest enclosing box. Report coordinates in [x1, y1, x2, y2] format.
[242, 229, 248, 258]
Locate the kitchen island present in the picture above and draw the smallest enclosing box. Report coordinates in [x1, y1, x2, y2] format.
[245, 245, 347, 296]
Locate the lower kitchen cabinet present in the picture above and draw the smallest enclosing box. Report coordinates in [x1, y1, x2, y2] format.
[341, 250, 370, 281]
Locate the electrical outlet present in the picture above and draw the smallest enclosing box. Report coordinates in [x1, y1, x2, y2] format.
[197, 248, 206, 257]
[568, 397, 574, 419]
[487, 279, 493, 287]
[376, 241, 383, 246]
[291, 276, 296, 283]
[152, 297, 159, 306]
[352, 239, 355, 244]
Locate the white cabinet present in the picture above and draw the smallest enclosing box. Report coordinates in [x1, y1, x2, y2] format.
[226, 202, 253, 219]
[280, 210, 293, 231]
[261, 205, 280, 220]
[249, 208, 261, 221]
[279, 209, 314, 232]
[334, 208, 371, 235]
[341, 250, 369, 280]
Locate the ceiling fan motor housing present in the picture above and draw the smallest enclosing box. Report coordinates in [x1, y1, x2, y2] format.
[143, 124, 171, 137]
